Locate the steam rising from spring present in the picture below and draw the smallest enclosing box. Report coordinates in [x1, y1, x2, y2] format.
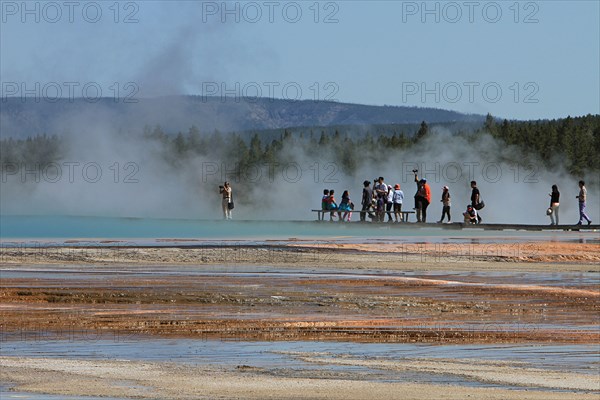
[2, 121, 597, 225]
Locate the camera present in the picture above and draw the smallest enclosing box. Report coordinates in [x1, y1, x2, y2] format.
[412, 169, 418, 173]
[219, 185, 224, 189]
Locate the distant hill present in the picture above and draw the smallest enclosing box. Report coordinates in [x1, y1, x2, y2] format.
[0, 96, 484, 138]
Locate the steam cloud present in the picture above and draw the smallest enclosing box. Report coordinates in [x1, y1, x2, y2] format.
[1, 118, 598, 225]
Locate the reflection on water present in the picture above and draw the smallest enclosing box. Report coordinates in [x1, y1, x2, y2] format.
[2, 339, 599, 394]
[2, 266, 599, 287]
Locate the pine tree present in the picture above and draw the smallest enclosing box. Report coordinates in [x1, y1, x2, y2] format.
[484, 113, 495, 134]
[415, 121, 428, 142]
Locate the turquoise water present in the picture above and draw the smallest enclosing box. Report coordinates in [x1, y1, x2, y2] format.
[2, 215, 597, 241]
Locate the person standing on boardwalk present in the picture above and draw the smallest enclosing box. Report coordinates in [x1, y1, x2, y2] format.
[576, 180, 592, 226]
[360, 180, 373, 222]
[414, 172, 431, 223]
[420, 179, 431, 223]
[413, 171, 424, 222]
[374, 177, 388, 199]
[548, 184, 560, 225]
[470, 181, 482, 224]
[392, 184, 404, 222]
[374, 177, 388, 223]
[219, 182, 232, 220]
[386, 185, 394, 222]
[438, 185, 451, 223]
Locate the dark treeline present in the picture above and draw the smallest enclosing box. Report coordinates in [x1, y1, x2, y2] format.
[0, 134, 63, 166]
[483, 114, 600, 176]
[140, 121, 430, 173]
[2, 114, 599, 179]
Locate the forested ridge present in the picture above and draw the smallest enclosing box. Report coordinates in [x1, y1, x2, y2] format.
[2, 114, 599, 178]
[483, 114, 600, 176]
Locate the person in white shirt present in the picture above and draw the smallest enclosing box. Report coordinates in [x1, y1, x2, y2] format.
[374, 177, 388, 198]
[385, 185, 394, 222]
[373, 177, 387, 223]
[576, 180, 592, 225]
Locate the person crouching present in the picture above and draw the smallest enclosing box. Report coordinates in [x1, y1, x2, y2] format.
[463, 204, 478, 224]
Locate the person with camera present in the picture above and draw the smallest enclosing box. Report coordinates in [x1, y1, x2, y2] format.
[413, 170, 431, 223]
[413, 170, 422, 220]
[219, 182, 233, 220]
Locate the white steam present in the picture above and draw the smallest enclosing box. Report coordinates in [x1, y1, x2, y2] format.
[2, 123, 598, 225]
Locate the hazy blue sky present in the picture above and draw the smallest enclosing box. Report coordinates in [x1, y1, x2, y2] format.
[1, 0, 598, 120]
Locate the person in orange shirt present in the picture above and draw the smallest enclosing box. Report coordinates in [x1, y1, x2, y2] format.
[420, 178, 431, 223]
[413, 172, 431, 223]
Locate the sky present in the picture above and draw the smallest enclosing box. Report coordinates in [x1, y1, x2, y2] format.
[1, 0, 599, 120]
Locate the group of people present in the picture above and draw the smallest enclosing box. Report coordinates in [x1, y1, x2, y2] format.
[409, 172, 486, 224]
[217, 178, 593, 226]
[320, 171, 484, 224]
[319, 178, 406, 223]
[318, 175, 593, 226]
